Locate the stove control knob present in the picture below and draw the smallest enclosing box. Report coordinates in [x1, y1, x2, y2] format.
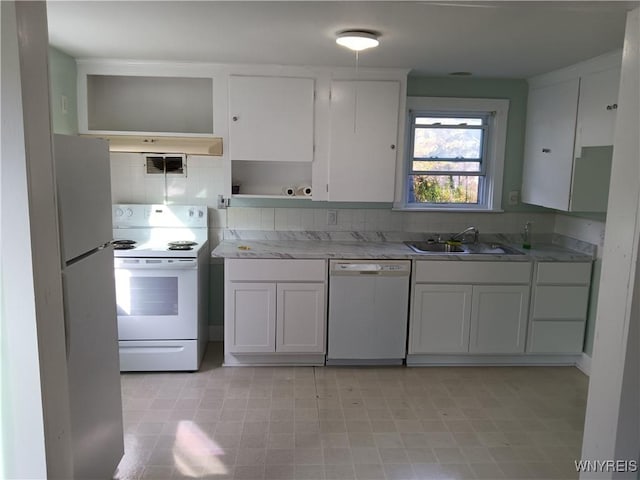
[115, 208, 124, 217]
[125, 208, 133, 217]
[189, 208, 194, 217]
[198, 209, 204, 218]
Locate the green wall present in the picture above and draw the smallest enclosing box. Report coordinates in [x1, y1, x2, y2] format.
[48, 47, 78, 134]
[209, 262, 224, 329]
[407, 75, 544, 213]
[584, 258, 602, 356]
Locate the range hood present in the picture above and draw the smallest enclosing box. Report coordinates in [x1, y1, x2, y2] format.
[81, 134, 223, 156]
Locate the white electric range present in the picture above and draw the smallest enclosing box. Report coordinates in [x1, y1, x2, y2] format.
[112, 204, 209, 371]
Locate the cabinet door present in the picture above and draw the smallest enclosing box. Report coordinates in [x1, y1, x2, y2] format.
[409, 284, 472, 354]
[521, 78, 579, 211]
[575, 67, 621, 150]
[469, 285, 529, 354]
[226, 282, 276, 353]
[229, 75, 314, 162]
[328, 80, 400, 202]
[276, 283, 326, 353]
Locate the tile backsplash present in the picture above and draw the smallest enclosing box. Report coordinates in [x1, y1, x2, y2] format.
[110, 152, 571, 248]
[227, 207, 555, 236]
[110, 152, 226, 228]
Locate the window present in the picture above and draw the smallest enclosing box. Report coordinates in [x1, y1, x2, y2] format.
[403, 97, 509, 211]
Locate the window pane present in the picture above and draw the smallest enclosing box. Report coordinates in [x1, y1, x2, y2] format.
[412, 160, 481, 173]
[413, 127, 482, 159]
[409, 175, 479, 204]
[416, 117, 484, 126]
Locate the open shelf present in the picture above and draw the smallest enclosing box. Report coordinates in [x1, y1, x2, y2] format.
[232, 160, 312, 198]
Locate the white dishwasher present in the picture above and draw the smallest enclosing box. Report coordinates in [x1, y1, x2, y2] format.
[327, 260, 411, 365]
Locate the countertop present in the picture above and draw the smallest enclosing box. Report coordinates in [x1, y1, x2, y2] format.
[211, 237, 594, 262]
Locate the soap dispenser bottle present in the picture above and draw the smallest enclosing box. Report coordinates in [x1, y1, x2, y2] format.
[522, 221, 532, 249]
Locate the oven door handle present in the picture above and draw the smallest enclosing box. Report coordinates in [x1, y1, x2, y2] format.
[114, 258, 198, 269]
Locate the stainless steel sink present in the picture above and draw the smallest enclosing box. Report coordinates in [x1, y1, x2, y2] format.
[405, 241, 524, 255]
[405, 241, 466, 254]
[468, 243, 525, 255]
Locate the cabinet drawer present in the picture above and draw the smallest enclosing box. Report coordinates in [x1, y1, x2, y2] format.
[527, 321, 585, 353]
[532, 286, 589, 320]
[536, 262, 591, 285]
[414, 261, 531, 284]
[227, 259, 326, 282]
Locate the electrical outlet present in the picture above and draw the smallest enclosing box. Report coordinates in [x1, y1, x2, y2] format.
[327, 210, 337, 226]
[508, 190, 519, 206]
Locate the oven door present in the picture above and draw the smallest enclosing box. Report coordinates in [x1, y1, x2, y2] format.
[114, 257, 198, 340]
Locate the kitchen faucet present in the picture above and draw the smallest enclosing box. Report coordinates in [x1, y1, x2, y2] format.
[450, 226, 479, 244]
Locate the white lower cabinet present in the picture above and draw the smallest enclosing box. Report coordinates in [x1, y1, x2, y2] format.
[224, 259, 327, 362]
[226, 283, 276, 353]
[470, 285, 529, 354]
[410, 284, 472, 354]
[276, 283, 325, 353]
[527, 262, 592, 353]
[409, 261, 532, 355]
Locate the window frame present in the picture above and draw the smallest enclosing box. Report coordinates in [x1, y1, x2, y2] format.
[400, 97, 509, 212]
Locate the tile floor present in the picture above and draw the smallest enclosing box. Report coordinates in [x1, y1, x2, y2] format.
[113, 343, 588, 480]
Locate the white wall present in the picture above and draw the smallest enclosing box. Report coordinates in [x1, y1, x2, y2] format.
[1, 2, 48, 478]
[581, 8, 640, 478]
[1, 2, 72, 478]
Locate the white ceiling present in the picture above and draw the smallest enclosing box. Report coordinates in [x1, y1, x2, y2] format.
[47, 1, 637, 78]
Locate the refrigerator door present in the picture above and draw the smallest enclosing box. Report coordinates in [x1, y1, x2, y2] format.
[54, 134, 113, 262]
[63, 246, 124, 479]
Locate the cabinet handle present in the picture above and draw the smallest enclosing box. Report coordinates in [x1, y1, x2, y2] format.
[542, 148, 551, 153]
[390, 144, 396, 150]
[232, 115, 239, 121]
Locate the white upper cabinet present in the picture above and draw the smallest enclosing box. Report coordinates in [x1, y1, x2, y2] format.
[328, 80, 400, 202]
[80, 71, 215, 136]
[521, 78, 580, 211]
[521, 50, 621, 212]
[575, 67, 621, 150]
[229, 75, 315, 162]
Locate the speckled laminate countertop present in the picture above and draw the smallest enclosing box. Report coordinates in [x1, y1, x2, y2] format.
[211, 239, 594, 262]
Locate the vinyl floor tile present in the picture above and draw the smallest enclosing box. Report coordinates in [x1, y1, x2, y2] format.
[114, 343, 588, 480]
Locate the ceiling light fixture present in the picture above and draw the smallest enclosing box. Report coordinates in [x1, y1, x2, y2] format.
[336, 30, 379, 52]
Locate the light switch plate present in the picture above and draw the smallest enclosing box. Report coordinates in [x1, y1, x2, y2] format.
[217, 194, 229, 209]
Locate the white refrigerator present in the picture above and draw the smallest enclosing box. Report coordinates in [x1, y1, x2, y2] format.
[54, 134, 124, 479]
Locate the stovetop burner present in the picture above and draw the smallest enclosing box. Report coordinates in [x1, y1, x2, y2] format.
[167, 240, 197, 251]
[168, 241, 197, 247]
[112, 239, 136, 250]
[168, 245, 194, 251]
